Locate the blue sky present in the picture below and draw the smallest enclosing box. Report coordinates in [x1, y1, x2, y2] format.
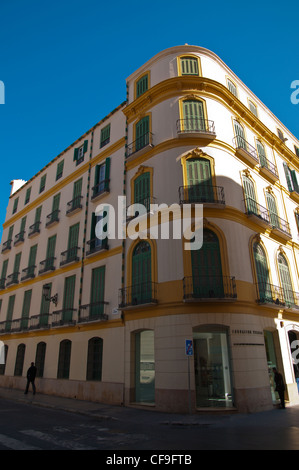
[0, 0, 298, 237]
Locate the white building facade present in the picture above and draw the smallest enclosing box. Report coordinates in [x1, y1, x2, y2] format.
[1, 45, 299, 413]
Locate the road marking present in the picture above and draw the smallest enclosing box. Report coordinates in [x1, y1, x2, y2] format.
[0, 433, 41, 450]
[21, 429, 95, 450]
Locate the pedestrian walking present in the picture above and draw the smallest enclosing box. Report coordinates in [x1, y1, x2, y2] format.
[273, 367, 285, 408]
[24, 362, 37, 395]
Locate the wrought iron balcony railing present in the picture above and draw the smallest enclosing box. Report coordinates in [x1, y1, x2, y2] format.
[91, 179, 110, 200]
[256, 282, 285, 306]
[244, 197, 270, 225]
[1, 239, 12, 253]
[39, 257, 56, 274]
[259, 155, 279, 179]
[46, 209, 60, 226]
[176, 118, 216, 135]
[60, 247, 80, 266]
[179, 184, 225, 205]
[78, 301, 109, 323]
[86, 238, 108, 256]
[14, 230, 25, 246]
[126, 196, 157, 220]
[233, 136, 259, 163]
[126, 132, 153, 158]
[6, 272, 20, 287]
[28, 221, 41, 237]
[21, 265, 36, 281]
[183, 275, 237, 300]
[52, 309, 77, 327]
[119, 282, 158, 308]
[66, 196, 83, 215]
[269, 213, 291, 237]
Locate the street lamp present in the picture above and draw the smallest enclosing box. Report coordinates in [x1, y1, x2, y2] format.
[43, 285, 58, 307]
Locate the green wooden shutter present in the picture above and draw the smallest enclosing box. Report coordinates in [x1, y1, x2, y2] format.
[136, 116, 149, 151]
[90, 266, 105, 316]
[6, 295, 15, 331]
[234, 121, 246, 149]
[46, 235, 56, 270]
[56, 160, 64, 180]
[39, 175, 46, 193]
[291, 170, 299, 193]
[183, 100, 205, 131]
[186, 158, 213, 202]
[1, 259, 8, 279]
[180, 57, 199, 75]
[20, 216, 26, 233]
[266, 192, 279, 228]
[13, 253, 21, 280]
[257, 141, 267, 167]
[253, 243, 272, 302]
[83, 140, 88, 153]
[52, 193, 60, 212]
[73, 148, 79, 161]
[191, 229, 224, 298]
[13, 197, 19, 214]
[40, 283, 51, 325]
[21, 290, 32, 329]
[134, 172, 150, 211]
[278, 254, 294, 306]
[25, 187, 31, 204]
[100, 124, 111, 148]
[243, 176, 257, 215]
[283, 163, 293, 191]
[35, 206, 42, 223]
[28, 244, 37, 277]
[67, 223, 79, 261]
[132, 241, 152, 304]
[8, 225, 14, 241]
[104, 157, 110, 191]
[62, 275, 76, 322]
[136, 75, 148, 97]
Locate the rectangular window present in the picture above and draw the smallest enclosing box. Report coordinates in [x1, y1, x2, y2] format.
[39, 283, 52, 327]
[12, 197, 19, 214]
[90, 266, 105, 317]
[39, 175, 46, 193]
[25, 187, 31, 205]
[0, 259, 8, 289]
[136, 75, 148, 97]
[100, 124, 111, 148]
[26, 244, 37, 278]
[56, 160, 64, 180]
[73, 140, 88, 165]
[62, 275, 76, 322]
[6, 295, 15, 331]
[93, 158, 110, 197]
[283, 162, 299, 193]
[180, 57, 199, 76]
[21, 290, 32, 329]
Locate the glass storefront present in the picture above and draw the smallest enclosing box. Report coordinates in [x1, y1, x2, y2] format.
[193, 327, 233, 408]
[135, 330, 155, 403]
[264, 330, 278, 403]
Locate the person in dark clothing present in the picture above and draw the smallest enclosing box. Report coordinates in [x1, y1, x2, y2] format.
[24, 362, 37, 395]
[273, 367, 285, 408]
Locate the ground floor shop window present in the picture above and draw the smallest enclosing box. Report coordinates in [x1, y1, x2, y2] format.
[135, 330, 155, 403]
[264, 330, 279, 403]
[193, 327, 233, 408]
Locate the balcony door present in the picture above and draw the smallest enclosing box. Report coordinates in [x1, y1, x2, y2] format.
[253, 243, 272, 302]
[132, 241, 151, 304]
[186, 158, 214, 202]
[243, 175, 258, 215]
[191, 229, 224, 298]
[183, 100, 205, 131]
[135, 116, 149, 151]
[278, 253, 294, 306]
[266, 192, 279, 228]
[234, 120, 246, 150]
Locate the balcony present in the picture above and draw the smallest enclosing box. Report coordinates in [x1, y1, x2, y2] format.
[39, 257, 56, 275]
[10, 317, 29, 332]
[269, 214, 292, 241]
[66, 196, 83, 216]
[179, 184, 225, 207]
[176, 118, 216, 141]
[259, 156, 279, 183]
[21, 265, 36, 281]
[52, 309, 76, 327]
[183, 275, 237, 301]
[14, 230, 25, 246]
[6, 272, 19, 287]
[86, 238, 108, 256]
[1, 239, 12, 253]
[119, 282, 158, 309]
[60, 246, 80, 266]
[46, 209, 60, 227]
[28, 221, 41, 238]
[126, 132, 154, 160]
[256, 282, 285, 307]
[78, 301, 109, 323]
[244, 197, 271, 228]
[0, 278, 6, 290]
[29, 313, 50, 330]
[233, 136, 259, 167]
[91, 180, 110, 201]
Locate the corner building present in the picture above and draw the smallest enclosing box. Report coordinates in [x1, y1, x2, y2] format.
[1, 45, 299, 414]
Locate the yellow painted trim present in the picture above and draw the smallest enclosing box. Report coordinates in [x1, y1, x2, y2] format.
[177, 54, 202, 77]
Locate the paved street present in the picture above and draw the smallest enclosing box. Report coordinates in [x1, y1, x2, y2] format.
[0, 387, 299, 452]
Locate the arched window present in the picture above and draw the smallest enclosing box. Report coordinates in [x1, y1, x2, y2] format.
[234, 120, 246, 150]
[182, 100, 205, 132]
[257, 140, 267, 167]
[266, 192, 279, 228]
[132, 241, 152, 304]
[57, 340, 72, 379]
[14, 343, 25, 377]
[35, 342, 46, 378]
[191, 229, 224, 298]
[278, 253, 294, 306]
[86, 337, 103, 381]
[253, 242, 272, 302]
